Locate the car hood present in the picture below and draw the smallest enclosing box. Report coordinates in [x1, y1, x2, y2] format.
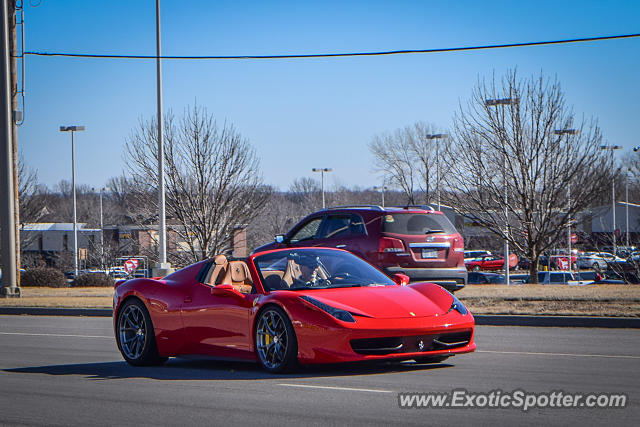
[295, 285, 450, 319]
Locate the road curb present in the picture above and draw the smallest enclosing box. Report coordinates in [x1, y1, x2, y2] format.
[0, 307, 639, 328]
[0, 307, 112, 317]
[474, 314, 640, 328]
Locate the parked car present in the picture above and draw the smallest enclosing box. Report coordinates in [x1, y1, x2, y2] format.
[464, 250, 492, 261]
[465, 254, 518, 272]
[113, 247, 476, 372]
[539, 253, 578, 271]
[525, 271, 576, 284]
[253, 205, 467, 292]
[576, 252, 623, 271]
[467, 271, 507, 284]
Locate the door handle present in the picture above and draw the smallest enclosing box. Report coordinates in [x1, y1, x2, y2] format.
[336, 244, 346, 248]
[184, 296, 192, 303]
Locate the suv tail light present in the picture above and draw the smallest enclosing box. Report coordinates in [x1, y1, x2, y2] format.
[452, 236, 465, 253]
[379, 237, 405, 253]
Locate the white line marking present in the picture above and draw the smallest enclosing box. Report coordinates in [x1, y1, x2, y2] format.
[477, 350, 640, 359]
[0, 331, 112, 339]
[279, 383, 394, 393]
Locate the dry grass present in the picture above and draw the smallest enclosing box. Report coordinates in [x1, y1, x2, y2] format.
[1, 284, 639, 317]
[458, 284, 640, 317]
[0, 287, 113, 308]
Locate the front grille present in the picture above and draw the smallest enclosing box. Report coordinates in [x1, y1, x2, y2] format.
[350, 330, 472, 355]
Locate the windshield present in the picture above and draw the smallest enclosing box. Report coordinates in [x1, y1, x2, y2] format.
[253, 248, 395, 291]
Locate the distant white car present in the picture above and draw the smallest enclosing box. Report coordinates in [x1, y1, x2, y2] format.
[576, 252, 623, 271]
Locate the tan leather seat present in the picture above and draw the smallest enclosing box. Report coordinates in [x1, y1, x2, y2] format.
[220, 260, 254, 294]
[206, 254, 228, 285]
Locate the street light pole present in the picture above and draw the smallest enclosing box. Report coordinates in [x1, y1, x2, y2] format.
[312, 168, 332, 209]
[99, 187, 105, 270]
[485, 97, 519, 284]
[554, 128, 579, 272]
[373, 185, 388, 207]
[426, 134, 448, 211]
[626, 169, 629, 248]
[60, 125, 85, 278]
[154, 0, 170, 276]
[601, 144, 622, 254]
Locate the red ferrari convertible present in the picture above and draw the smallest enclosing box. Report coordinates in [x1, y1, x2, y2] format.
[114, 247, 475, 372]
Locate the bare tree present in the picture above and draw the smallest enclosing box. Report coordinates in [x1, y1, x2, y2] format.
[368, 122, 444, 205]
[18, 156, 47, 224]
[443, 70, 612, 282]
[124, 104, 270, 264]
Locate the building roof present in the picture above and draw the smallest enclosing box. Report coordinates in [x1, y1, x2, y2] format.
[22, 222, 101, 232]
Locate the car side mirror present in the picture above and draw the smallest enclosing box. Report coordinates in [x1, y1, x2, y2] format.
[211, 284, 243, 297]
[275, 234, 285, 244]
[392, 273, 410, 286]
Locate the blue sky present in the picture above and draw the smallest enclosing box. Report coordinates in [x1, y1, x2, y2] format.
[18, 0, 640, 191]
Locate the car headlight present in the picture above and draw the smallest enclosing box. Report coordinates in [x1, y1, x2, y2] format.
[300, 295, 356, 323]
[447, 292, 468, 315]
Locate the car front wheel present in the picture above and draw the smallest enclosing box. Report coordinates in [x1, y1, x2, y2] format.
[255, 306, 298, 373]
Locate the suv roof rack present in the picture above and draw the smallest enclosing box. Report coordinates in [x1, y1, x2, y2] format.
[388, 205, 436, 211]
[325, 205, 384, 211]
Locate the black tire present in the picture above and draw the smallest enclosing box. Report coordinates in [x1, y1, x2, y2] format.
[593, 262, 601, 272]
[472, 265, 481, 272]
[414, 355, 450, 364]
[116, 298, 167, 366]
[255, 306, 298, 373]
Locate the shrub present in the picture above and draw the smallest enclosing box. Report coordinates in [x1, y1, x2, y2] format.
[72, 273, 115, 287]
[21, 268, 69, 288]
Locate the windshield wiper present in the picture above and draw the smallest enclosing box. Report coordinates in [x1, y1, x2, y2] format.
[424, 229, 444, 234]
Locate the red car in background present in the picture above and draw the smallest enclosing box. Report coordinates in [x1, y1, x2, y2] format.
[465, 254, 518, 271]
[253, 205, 467, 292]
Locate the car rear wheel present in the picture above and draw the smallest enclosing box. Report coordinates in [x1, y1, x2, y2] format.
[116, 299, 166, 366]
[592, 262, 601, 272]
[472, 265, 481, 272]
[255, 306, 298, 373]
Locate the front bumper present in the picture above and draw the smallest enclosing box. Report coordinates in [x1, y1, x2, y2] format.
[295, 311, 475, 364]
[384, 266, 467, 292]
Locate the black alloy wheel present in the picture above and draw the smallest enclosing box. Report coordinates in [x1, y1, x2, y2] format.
[255, 306, 298, 373]
[116, 299, 166, 366]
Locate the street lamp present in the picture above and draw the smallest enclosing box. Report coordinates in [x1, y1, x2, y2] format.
[426, 133, 448, 211]
[92, 186, 107, 271]
[373, 185, 388, 207]
[60, 125, 85, 278]
[601, 144, 623, 254]
[485, 97, 519, 284]
[154, 0, 170, 276]
[312, 168, 332, 209]
[554, 128, 579, 272]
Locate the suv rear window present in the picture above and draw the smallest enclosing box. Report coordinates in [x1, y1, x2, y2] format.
[382, 213, 456, 235]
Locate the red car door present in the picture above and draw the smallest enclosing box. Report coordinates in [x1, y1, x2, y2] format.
[180, 281, 255, 359]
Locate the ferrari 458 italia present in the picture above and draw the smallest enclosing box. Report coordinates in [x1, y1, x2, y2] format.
[113, 247, 475, 372]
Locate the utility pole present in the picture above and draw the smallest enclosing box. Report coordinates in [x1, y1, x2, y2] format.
[9, 0, 21, 288]
[0, 0, 20, 297]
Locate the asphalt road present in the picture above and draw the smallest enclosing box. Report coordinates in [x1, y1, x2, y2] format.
[0, 316, 637, 426]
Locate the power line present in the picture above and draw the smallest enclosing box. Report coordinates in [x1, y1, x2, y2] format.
[22, 32, 640, 61]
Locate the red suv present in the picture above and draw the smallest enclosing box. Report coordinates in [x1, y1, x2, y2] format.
[252, 205, 467, 292]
